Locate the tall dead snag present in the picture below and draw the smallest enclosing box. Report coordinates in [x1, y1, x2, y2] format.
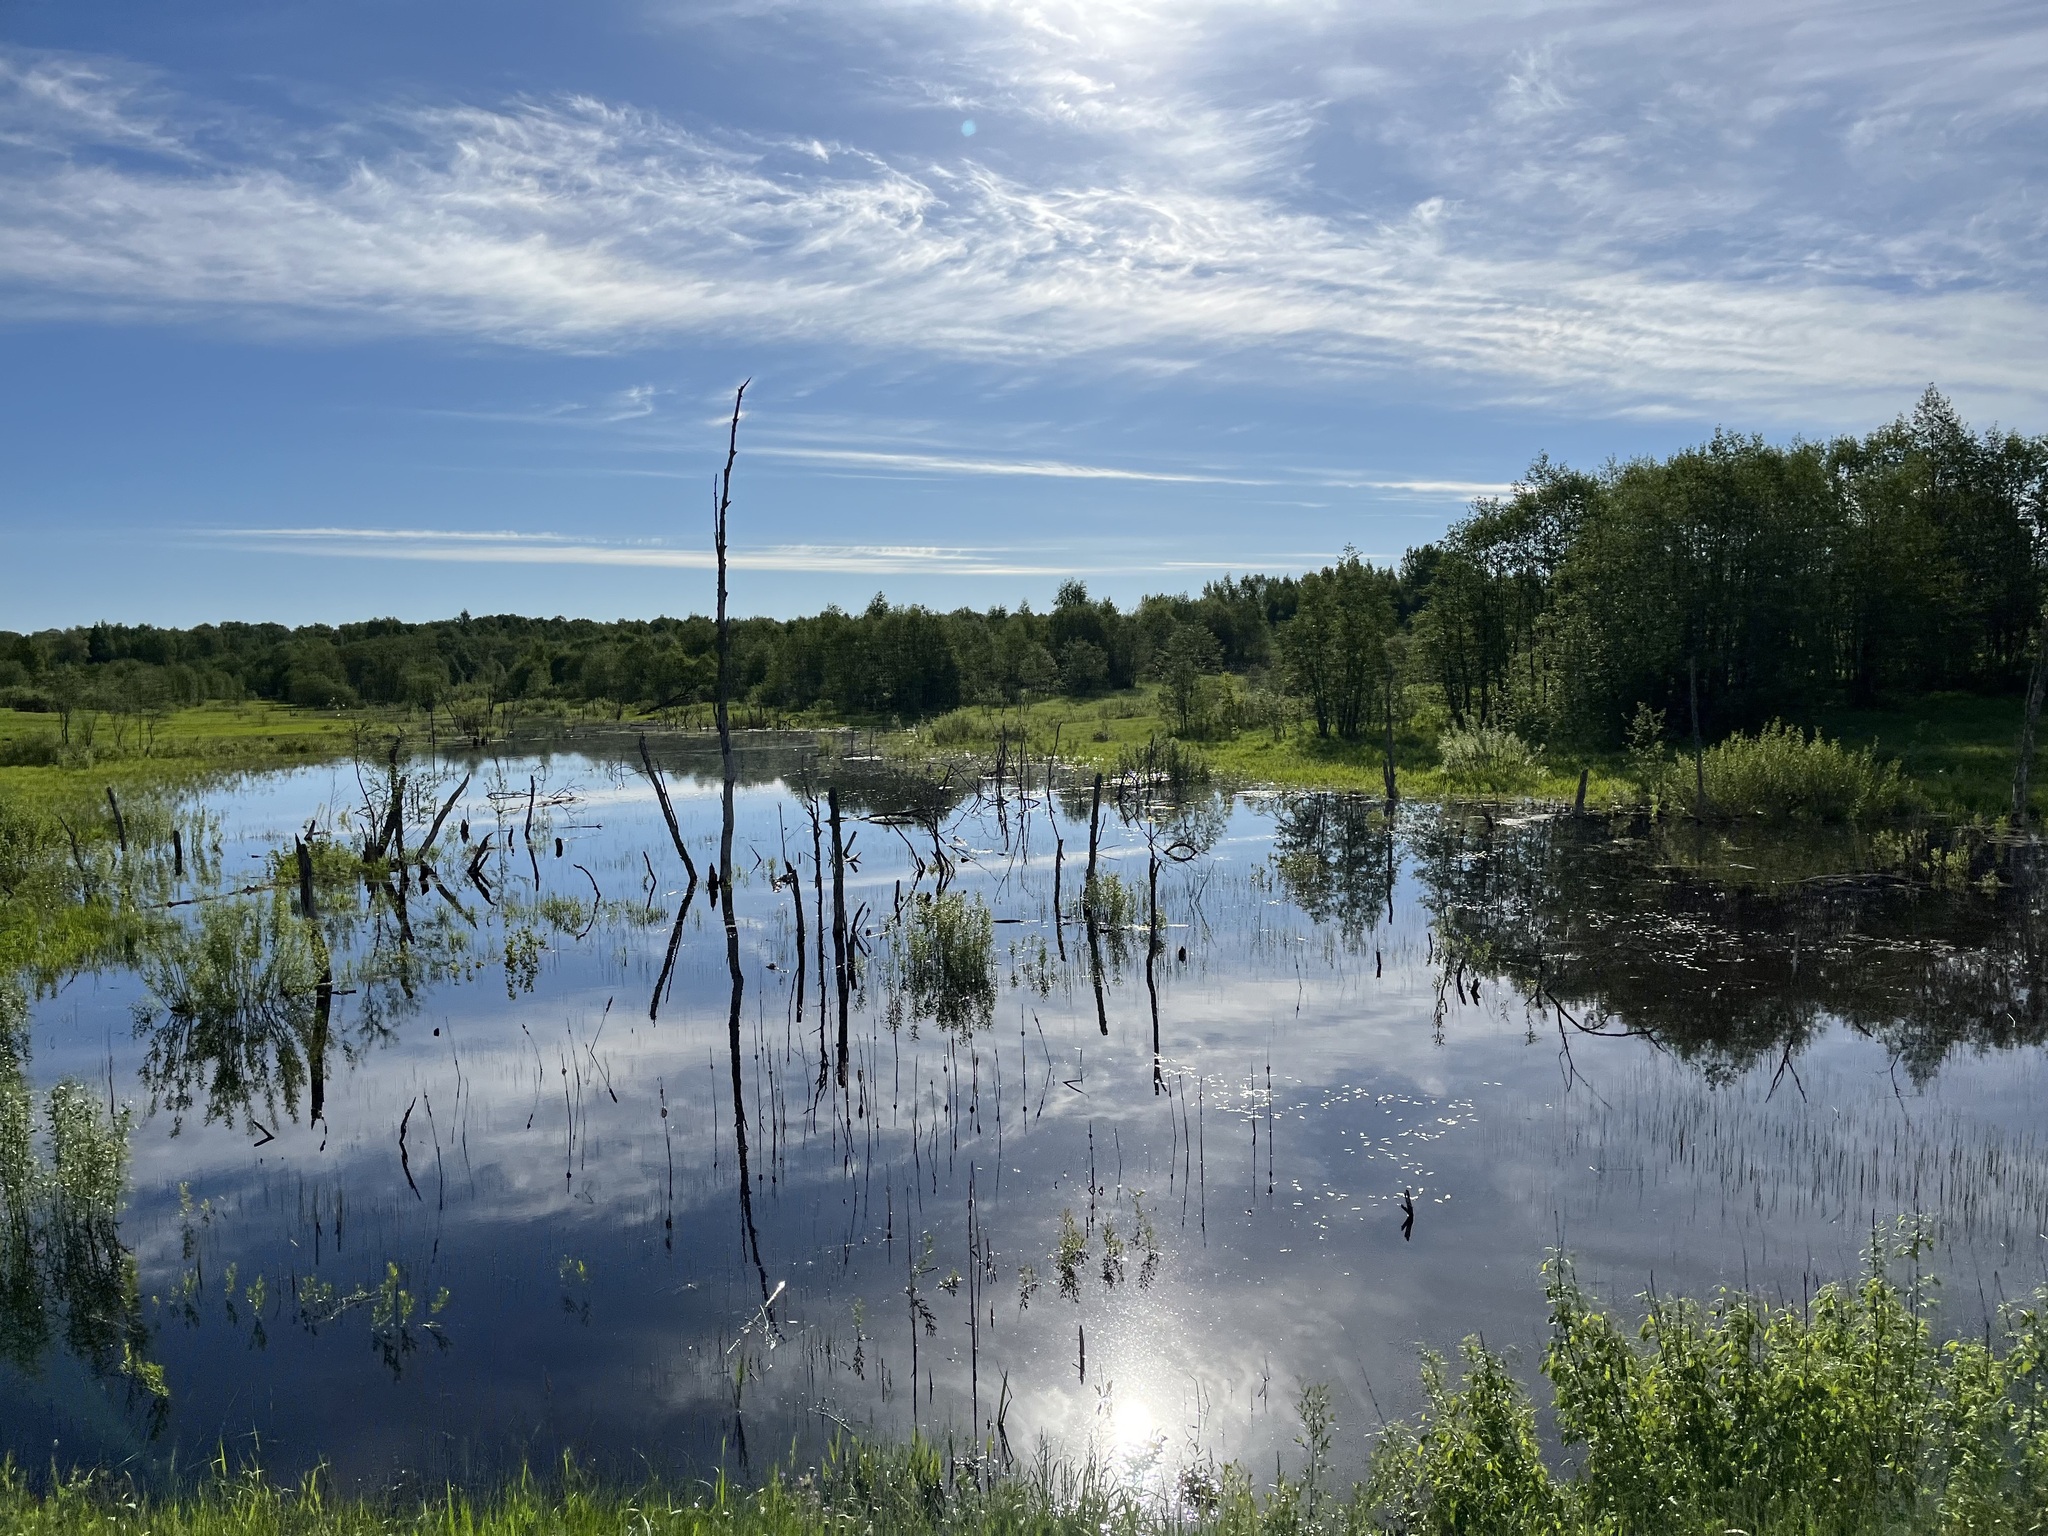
[715, 379, 749, 916]
[2017, 601, 2048, 826]
[1382, 654, 1399, 808]
[1688, 654, 1707, 821]
[1085, 773, 1104, 899]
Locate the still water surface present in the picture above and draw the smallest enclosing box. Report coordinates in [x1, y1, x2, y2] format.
[8, 737, 2047, 1488]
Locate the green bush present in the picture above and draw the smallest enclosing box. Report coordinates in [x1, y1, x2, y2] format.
[0, 733, 62, 767]
[1696, 720, 1911, 821]
[1436, 724, 1542, 794]
[1364, 1226, 2048, 1533]
[924, 708, 989, 747]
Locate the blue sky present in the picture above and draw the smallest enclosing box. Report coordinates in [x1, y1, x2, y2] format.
[2, 0, 2045, 629]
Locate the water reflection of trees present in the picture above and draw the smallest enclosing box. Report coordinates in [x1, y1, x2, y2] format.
[1271, 793, 1396, 933]
[1410, 810, 2048, 1083]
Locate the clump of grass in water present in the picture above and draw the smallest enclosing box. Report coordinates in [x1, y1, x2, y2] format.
[897, 891, 995, 1033]
[0, 975, 161, 1419]
[1114, 736, 1210, 793]
[1082, 872, 1139, 929]
[1629, 712, 1914, 822]
[1053, 1207, 1086, 1302]
[132, 894, 327, 1132]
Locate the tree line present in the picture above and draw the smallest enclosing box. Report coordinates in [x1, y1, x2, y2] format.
[4, 390, 2042, 751]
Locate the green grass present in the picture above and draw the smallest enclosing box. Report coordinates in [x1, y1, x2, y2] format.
[0, 704, 366, 817]
[1815, 691, 2033, 819]
[902, 686, 2048, 823]
[906, 690, 1642, 808]
[0, 689, 2036, 831]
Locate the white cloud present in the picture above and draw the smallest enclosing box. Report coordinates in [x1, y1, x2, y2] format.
[748, 446, 1262, 483]
[194, 525, 1321, 577]
[2, 0, 2046, 422]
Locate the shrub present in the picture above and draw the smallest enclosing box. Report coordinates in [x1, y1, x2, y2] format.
[1361, 1228, 2048, 1532]
[1623, 702, 1668, 808]
[1697, 721, 1911, 821]
[1437, 724, 1542, 794]
[924, 708, 988, 747]
[0, 734, 62, 767]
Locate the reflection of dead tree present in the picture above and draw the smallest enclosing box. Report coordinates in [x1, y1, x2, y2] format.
[1766, 1037, 1808, 1103]
[829, 789, 851, 1085]
[648, 880, 694, 1022]
[638, 734, 700, 892]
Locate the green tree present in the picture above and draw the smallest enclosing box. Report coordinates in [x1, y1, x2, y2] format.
[1281, 553, 1394, 740]
[1157, 623, 1221, 736]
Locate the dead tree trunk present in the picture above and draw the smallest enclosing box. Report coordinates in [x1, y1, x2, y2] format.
[1382, 657, 1399, 807]
[1688, 654, 1706, 821]
[2015, 603, 2048, 826]
[296, 836, 318, 921]
[1085, 773, 1104, 903]
[714, 379, 749, 916]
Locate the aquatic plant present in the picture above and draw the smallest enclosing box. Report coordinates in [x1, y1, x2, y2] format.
[898, 891, 995, 1033]
[1082, 872, 1138, 930]
[1114, 735, 1210, 793]
[0, 996, 161, 1425]
[133, 894, 327, 1132]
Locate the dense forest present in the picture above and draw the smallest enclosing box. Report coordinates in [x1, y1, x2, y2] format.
[6, 390, 2043, 750]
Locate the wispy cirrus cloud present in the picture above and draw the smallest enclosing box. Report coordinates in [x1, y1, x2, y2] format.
[2, 0, 2046, 421]
[748, 445, 1262, 484]
[193, 526, 1327, 577]
[751, 446, 1513, 494]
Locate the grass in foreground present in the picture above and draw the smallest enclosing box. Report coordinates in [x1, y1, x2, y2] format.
[8, 1227, 2048, 1535]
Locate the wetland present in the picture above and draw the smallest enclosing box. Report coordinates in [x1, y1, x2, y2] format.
[4, 732, 2048, 1497]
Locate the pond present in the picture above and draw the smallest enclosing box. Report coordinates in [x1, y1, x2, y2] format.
[5, 736, 2046, 1491]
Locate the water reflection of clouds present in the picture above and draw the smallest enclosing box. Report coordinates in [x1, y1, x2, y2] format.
[14, 756, 2048, 1488]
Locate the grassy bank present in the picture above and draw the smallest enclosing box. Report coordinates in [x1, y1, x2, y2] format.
[6, 1233, 2048, 1535]
[0, 690, 2038, 826]
[902, 687, 2031, 821]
